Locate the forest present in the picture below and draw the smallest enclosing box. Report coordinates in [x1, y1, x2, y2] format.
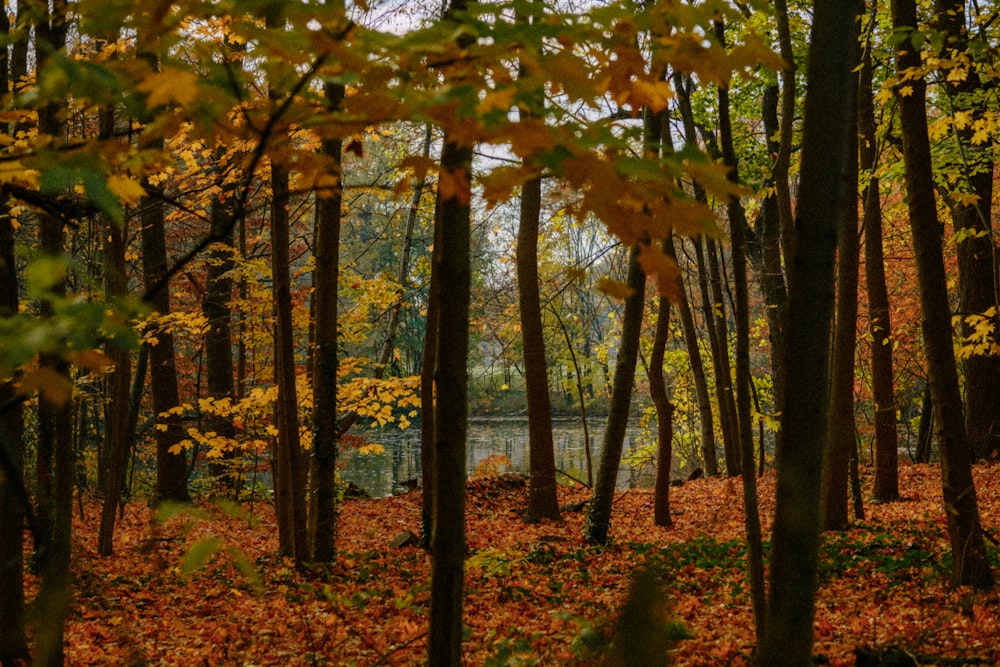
[0, 0, 998, 664]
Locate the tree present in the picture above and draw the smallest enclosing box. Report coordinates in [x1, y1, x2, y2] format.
[823, 32, 862, 531]
[203, 183, 240, 495]
[516, 1, 561, 523]
[0, 4, 29, 660]
[427, 0, 474, 661]
[761, 0, 860, 663]
[891, 0, 993, 589]
[584, 242, 646, 546]
[933, 0, 1000, 462]
[858, 31, 899, 502]
[32, 2, 77, 663]
[309, 71, 347, 563]
[97, 102, 134, 557]
[714, 16, 765, 640]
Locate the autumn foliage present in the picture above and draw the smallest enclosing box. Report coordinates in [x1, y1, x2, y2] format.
[56, 464, 1000, 666]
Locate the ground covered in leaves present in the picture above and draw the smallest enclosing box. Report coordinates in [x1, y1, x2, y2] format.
[59, 463, 1000, 666]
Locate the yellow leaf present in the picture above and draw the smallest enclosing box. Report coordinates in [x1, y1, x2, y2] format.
[107, 174, 146, 205]
[637, 244, 681, 301]
[596, 277, 636, 300]
[138, 67, 200, 109]
[16, 367, 73, 404]
[898, 85, 914, 97]
[66, 349, 114, 373]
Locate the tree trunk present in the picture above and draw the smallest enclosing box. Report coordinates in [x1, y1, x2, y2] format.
[428, 119, 473, 667]
[34, 5, 75, 663]
[428, 2, 473, 662]
[203, 197, 239, 495]
[859, 39, 900, 501]
[755, 82, 789, 452]
[137, 50, 190, 504]
[270, 155, 308, 562]
[715, 33, 766, 640]
[650, 289, 674, 527]
[96, 98, 134, 557]
[669, 239, 717, 476]
[141, 185, 190, 503]
[891, 0, 993, 589]
[584, 244, 646, 546]
[310, 76, 346, 563]
[823, 41, 862, 531]
[706, 238, 741, 476]
[0, 5, 29, 659]
[761, 0, 859, 663]
[518, 169, 562, 523]
[934, 0, 1000, 462]
[419, 193, 442, 551]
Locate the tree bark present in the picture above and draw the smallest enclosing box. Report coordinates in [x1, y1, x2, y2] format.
[584, 243, 646, 546]
[761, 0, 859, 663]
[428, 121, 473, 667]
[755, 82, 789, 451]
[891, 0, 993, 589]
[203, 196, 239, 495]
[0, 5, 29, 660]
[650, 285, 674, 527]
[428, 2, 473, 662]
[715, 28, 765, 640]
[823, 37, 862, 531]
[34, 5, 75, 663]
[518, 170, 562, 523]
[310, 75, 346, 563]
[859, 38, 900, 501]
[934, 0, 1000, 462]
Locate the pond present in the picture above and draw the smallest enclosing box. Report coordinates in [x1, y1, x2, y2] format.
[340, 416, 655, 497]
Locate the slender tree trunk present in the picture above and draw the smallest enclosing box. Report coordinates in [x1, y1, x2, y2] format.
[310, 75, 346, 563]
[773, 0, 798, 266]
[823, 48, 861, 531]
[859, 38, 900, 501]
[891, 0, 993, 589]
[141, 186, 190, 503]
[705, 238, 741, 476]
[428, 3, 473, 662]
[264, 5, 308, 564]
[428, 122, 473, 667]
[585, 244, 646, 546]
[518, 169, 562, 522]
[761, 0, 859, 662]
[517, 5, 561, 522]
[34, 5, 75, 663]
[96, 94, 134, 555]
[650, 287, 674, 527]
[0, 5, 29, 659]
[137, 49, 190, 503]
[715, 31, 765, 640]
[203, 198, 239, 495]
[915, 381, 934, 463]
[419, 194, 442, 550]
[669, 240, 717, 476]
[271, 156, 308, 562]
[755, 83, 789, 451]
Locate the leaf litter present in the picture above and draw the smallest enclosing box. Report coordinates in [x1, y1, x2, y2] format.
[56, 463, 1000, 666]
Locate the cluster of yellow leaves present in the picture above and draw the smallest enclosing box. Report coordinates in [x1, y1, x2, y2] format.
[140, 311, 210, 346]
[956, 307, 1000, 359]
[339, 374, 420, 429]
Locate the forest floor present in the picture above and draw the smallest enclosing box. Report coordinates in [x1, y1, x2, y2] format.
[57, 463, 1000, 666]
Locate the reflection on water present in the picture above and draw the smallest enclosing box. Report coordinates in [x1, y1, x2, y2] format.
[341, 417, 652, 497]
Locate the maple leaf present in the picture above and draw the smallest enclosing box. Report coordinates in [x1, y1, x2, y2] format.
[596, 277, 636, 300]
[138, 67, 200, 109]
